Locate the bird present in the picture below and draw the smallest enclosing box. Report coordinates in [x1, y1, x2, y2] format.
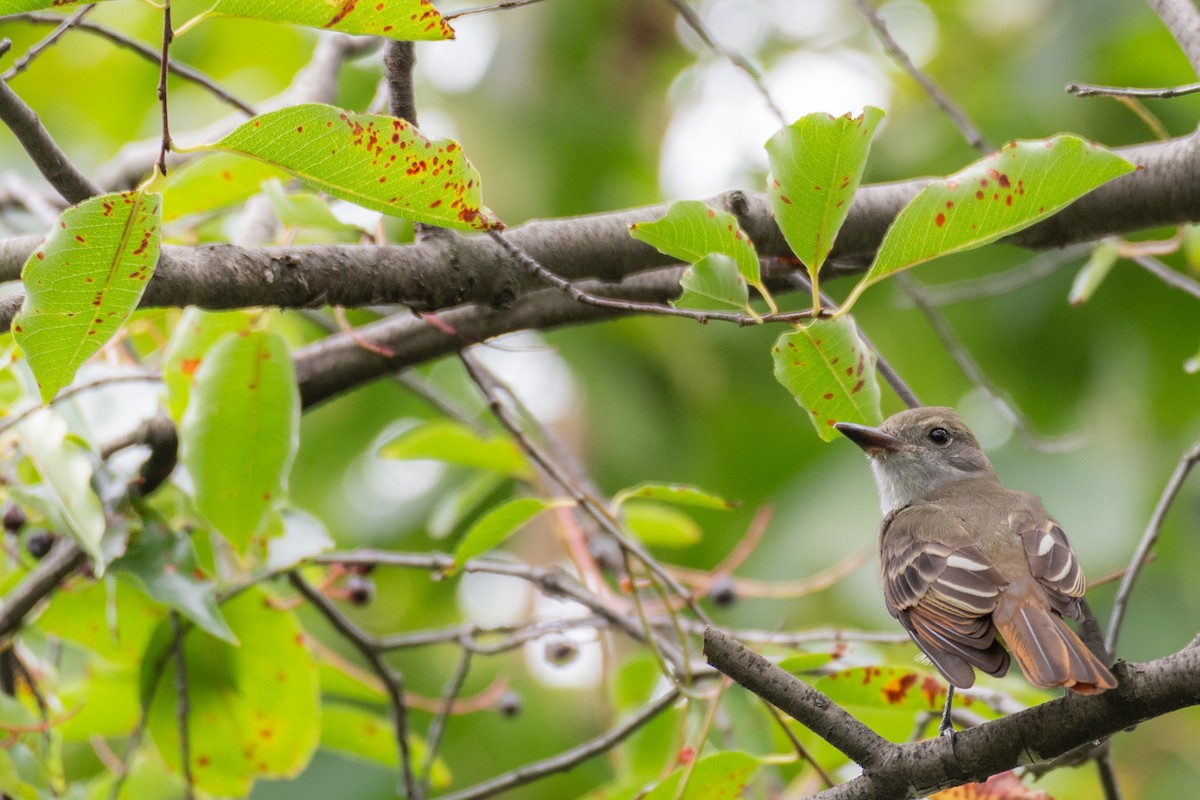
[835, 407, 1115, 733]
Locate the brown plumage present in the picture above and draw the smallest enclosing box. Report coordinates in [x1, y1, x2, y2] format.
[837, 408, 1115, 695]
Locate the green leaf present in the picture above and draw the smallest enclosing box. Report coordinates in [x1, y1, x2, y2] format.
[379, 419, 532, 478]
[611, 654, 684, 781]
[262, 179, 361, 233]
[109, 519, 236, 644]
[35, 577, 165, 667]
[58, 664, 140, 741]
[766, 107, 885, 278]
[620, 502, 701, 548]
[197, 0, 454, 41]
[181, 328, 299, 552]
[0, 747, 39, 800]
[162, 309, 255, 423]
[675, 254, 751, 313]
[0, 0, 108, 11]
[612, 482, 736, 511]
[644, 751, 761, 800]
[1068, 240, 1120, 305]
[13, 412, 107, 569]
[428, 471, 508, 539]
[772, 316, 882, 441]
[777, 651, 837, 674]
[212, 104, 500, 231]
[845, 136, 1134, 308]
[629, 200, 765, 295]
[146, 588, 320, 797]
[452, 497, 573, 568]
[13, 190, 161, 402]
[812, 666, 948, 712]
[162, 153, 288, 223]
[320, 704, 452, 788]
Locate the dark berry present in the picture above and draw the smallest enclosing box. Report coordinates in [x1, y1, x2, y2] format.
[543, 636, 579, 666]
[3, 505, 27, 533]
[708, 576, 737, 607]
[25, 530, 56, 559]
[345, 574, 375, 606]
[496, 691, 522, 718]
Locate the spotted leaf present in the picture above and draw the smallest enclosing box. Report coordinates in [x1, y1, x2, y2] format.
[13, 190, 161, 402]
[213, 104, 500, 231]
[194, 0, 453, 41]
[772, 315, 881, 442]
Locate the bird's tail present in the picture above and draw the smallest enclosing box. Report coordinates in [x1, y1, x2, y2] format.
[993, 591, 1116, 695]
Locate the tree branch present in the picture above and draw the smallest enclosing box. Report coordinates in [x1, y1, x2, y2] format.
[705, 626, 1200, 800]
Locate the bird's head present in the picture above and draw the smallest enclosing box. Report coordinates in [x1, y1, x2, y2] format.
[835, 407, 995, 513]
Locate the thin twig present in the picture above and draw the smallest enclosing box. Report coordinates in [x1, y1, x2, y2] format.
[1096, 748, 1123, 800]
[1131, 255, 1200, 300]
[156, 1, 173, 176]
[169, 612, 196, 800]
[434, 688, 682, 800]
[0, 71, 101, 203]
[444, 0, 549, 20]
[418, 647, 472, 799]
[459, 349, 715, 630]
[487, 228, 818, 327]
[1, 4, 96, 81]
[900, 245, 1089, 306]
[898, 273, 1086, 453]
[664, 0, 785, 125]
[288, 572, 418, 799]
[1067, 80, 1200, 99]
[0, 371, 163, 438]
[761, 699, 835, 788]
[850, 0, 990, 152]
[10, 13, 256, 116]
[1105, 440, 1200, 654]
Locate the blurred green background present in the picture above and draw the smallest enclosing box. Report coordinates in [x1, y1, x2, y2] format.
[2, 0, 1199, 797]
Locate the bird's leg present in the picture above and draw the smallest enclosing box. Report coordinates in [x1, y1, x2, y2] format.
[938, 685, 955, 737]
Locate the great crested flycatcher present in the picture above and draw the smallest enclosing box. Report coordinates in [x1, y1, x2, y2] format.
[835, 407, 1116, 715]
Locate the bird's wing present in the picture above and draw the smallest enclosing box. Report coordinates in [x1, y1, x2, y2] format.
[1012, 515, 1086, 617]
[881, 504, 1012, 686]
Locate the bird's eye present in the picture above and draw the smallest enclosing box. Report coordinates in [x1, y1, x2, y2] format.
[928, 427, 951, 445]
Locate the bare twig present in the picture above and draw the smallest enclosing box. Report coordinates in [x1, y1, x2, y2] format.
[0, 371, 163, 438]
[665, 0, 786, 125]
[0, 71, 101, 203]
[1, 4, 96, 81]
[10, 13, 256, 116]
[850, 0, 990, 152]
[444, 0, 549, 20]
[288, 572, 418, 798]
[1106, 440, 1200, 654]
[1095, 739, 1123, 800]
[898, 274, 1086, 453]
[434, 687, 682, 800]
[1067, 80, 1200, 99]
[169, 612, 196, 800]
[0, 540, 86, 642]
[1131, 254, 1200, 300]
[156, 1, 174, 176]
[418, 648, 472, 799]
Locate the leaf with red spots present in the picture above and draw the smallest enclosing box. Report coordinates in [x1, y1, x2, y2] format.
[161, 153, 288, 223]
[182, 0, 453, 41]
[0, 0, 112, 11]
[772, 316, 882, 442]
[843, 136, 1134, 309]
[13, 190, 162, 402]
[643, 751, 761, 800]
[213, 104, 499, 231]
[629, 200, 769, 301]
[162, 309, 257, 422]
[145, 588, 319, 796]
[813, 666, 949, 712]
[180, 328, 299, 553]
[321, 703, 452, 788]
[109, 515, 236, 644]
[1068, 240, 1120, 305]
[766, 107, 884, 284]
[928, 770, 1055, 799]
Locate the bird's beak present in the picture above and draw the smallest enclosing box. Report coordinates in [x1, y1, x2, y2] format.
[834, 422, 903, 455]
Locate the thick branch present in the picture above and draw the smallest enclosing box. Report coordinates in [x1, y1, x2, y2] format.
[705, 627, 1200, 800]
